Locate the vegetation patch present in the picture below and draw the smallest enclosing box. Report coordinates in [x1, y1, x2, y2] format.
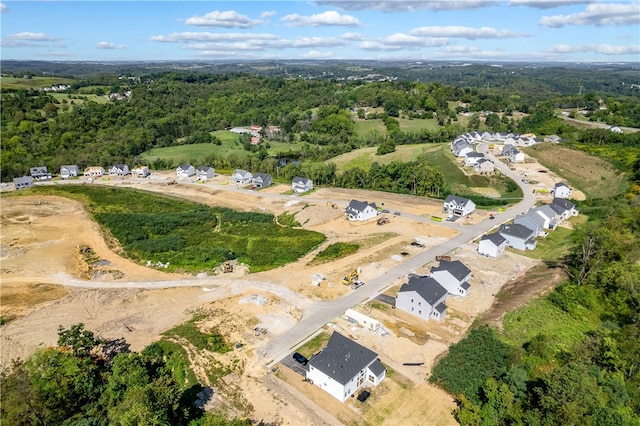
[516, 226, 573, 261]
[25, 186, 325, 273]
[296, 332, 331, 359]
[329, 144, 441, 173]
[162, 314, 231, 354]
[309, 242, 360, 265]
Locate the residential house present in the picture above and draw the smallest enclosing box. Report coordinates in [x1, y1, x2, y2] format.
[84, 166, 105, 177]
[498, 223, 537, 251]
[478, 233, 507, 258]
[306, 331, 386, 403]
[452, 141, 473, 158]
[232, 169, 253, 184]
[132, 166, 150, 178]
[60, 165, 79, 179]
[292, 176, 313, 193]
[550, 198, 579, 221]
[443, 195, 476, 217]
[553, 182, 572, 199]
[13, 176, 33, 190]
[30, 166, 51, 181]
[109, 164, 129, 176]
[514, 210, 546, 236]
[396, 275, 448, 322]
[532, 205, 559, 230]
[252, 173, 272, 188]
[250, 136, 261, 145]
[502, 144, 525, 162]
[345, 200, 378, 222]
[464, 152, 485, 166]
[197, 166, 215, 180]
[474, 158, 495, 174]
[430, 260, 472, 297]
[176, 164, 195, 178]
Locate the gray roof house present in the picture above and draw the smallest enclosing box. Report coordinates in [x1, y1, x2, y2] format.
[474, 158, 495, 174]
[514, 210, 546, 236]
[13, 176, 34, 190]
[443, 195, 476, 217]
[176, 164, 195, 177]
[532, 205, 559, 230]
[478, 232, 507, 258]
[132, 166, 150, 178]
[197, 166, 215, 180]
[396, 275, 448, 322]
[553, 182, 572, 199]
[232, 169, 253, 184]
[306, 332, 385, 402]
[109, 164, 129, 176]
[252, 173, 272, 188]
[550, 198, 579, 221]
[464, 152, 485, 166]
[30, 166, 51, 181]
[452, 141, 473, 158]
[292, 176, 313, 193]
[499, 223, 537, 251]
[345, 200, 378, 222]
[60, 165, 79, 179]
[430, 260, 472, 297]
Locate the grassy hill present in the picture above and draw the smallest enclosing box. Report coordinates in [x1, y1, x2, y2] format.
[329, 144, 442, 172]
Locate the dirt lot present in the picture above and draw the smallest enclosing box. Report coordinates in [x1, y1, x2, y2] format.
[0, 174, 545, 425]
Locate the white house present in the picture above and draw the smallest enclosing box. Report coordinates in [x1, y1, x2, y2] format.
[430, 260, 472, 297]
[109, 164, 129, 176]
[30, 166, 51, 181]
[501, 144, 525, 163]
[176, 164, 195, 178]
[532, 205, 559, 230]
[131, 166, 150, 178]
[550, 198, 579, 221]
[499, 223, 537, 251]
[553, 182, 572, 199]
[478, 233, 507, 258]
[60, 165, 79, 179]
[474, 158, 495, 174]
[197, 166, 215, 180]
[345, 200, 378, 222]
[252, 173, 272, 188]
[306, 332, 385, 403]
[292, 176, 313, 193]
[84, 166, 105, 177]
[232, 169, 253, 184]
[443, 195, 476, 217]
[464, 152, 485, 166]
[514, 210, 546, 236]
[396, 275, 448, 322]
[13, 176, 33, 190]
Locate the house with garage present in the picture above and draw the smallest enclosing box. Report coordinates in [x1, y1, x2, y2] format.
[197, 166, 215, 180]
[532, 205, 559, 230]
[396, 275, 448, 322]
[430, 260, 472, 297]
[306, 331, 385, 403]
[498, 223, 537, 251]
[84, 166, 105, 177]
[30, 166, 51, 181]
[292, 176, 313, 193]
[514, 210, 546, 236]
[60, 165, 79, 179]
[232, 169, 253, 184]
[478, 232, 507, 258]
[443, 195, 476, 217]
[553, 182, 572, 199]
[502, 144, 525, 162]
[452, 141, 474, 158]
[176, 164, 195, 178]
[252, 173, 272, 188]
[345, 200, 378, 222]
[550, 198, 579, 221]
[474, 158, 495, 174]
[109, 164, 129, 176]
[464, 152, 485, 166]
[132, 166, 150, 178]
[13, 176, 33, 190]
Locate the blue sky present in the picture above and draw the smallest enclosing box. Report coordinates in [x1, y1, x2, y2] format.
[1, 1, 639, 62]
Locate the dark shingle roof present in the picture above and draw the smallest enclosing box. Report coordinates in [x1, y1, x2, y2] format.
[178, 164, 192, 170]
[551, 198, 576, 212]
[369, 359, 385, 377]
[431, 260, 472, 281]
[293, 176, 311, 185]
[435, 302, 447, 313]
[461, 281, 471, 290]
[481, 232, 506, 246]
[444, 194, 472, 207]
[346, 199, 376, 214]
[308, 332, 378, 385]
[499, 223, 535, 240]
[253, 172, 271, 180]
[399, 275, 448, 306]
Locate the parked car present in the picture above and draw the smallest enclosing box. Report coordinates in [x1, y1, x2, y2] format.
[292, 352, 308, 365]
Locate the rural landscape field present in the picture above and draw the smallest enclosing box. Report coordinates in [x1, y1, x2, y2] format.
[2, 7, 640, 421]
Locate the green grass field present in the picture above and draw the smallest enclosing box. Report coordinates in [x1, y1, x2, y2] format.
[329, 144, 442, 173]
[517, 226, 573, 261]
[50, 93, 110, 105]
[1, 75, 75, 89]
[397, 117, 440, 132]
[354, 119, 387, 137]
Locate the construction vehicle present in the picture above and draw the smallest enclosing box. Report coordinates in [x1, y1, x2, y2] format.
[342, 268, 362, 286]
[223, 262, 234, 273]
[435, 255, 451, 262]
[377, 216, 389, 225]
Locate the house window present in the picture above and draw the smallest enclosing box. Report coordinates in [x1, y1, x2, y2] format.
[418, 302, 421, 306]
[411, 298, 414, 303]
[411, 307, 414, 311]
[419, 310, 422, 315]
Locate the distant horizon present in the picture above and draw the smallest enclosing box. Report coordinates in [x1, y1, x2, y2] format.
[1, 1, 638, 63]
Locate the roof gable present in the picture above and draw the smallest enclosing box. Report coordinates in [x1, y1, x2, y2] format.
[499, 223, 535, 239]
[481, 232, 506, 246]
[431, 260, 471, 281]
[309, 332, 378, 385]
[399, 275, 448, 305]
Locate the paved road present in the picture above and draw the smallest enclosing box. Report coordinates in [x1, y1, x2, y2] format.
[260, 145, 537, 366]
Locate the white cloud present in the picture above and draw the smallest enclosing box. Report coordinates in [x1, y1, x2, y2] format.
[260, 11, 276, 19]
[1, 32, 58, 47]
[315, 1, 496, 12]
[300, 50, 334, 58]
[551, 43, 640, 55]
[96, 41, 125, 50]
[151, 32, 279, 43]
[358, 34, 447, 51]
[185, 10, 264, 28]
[540, 2, 640, 27]
[281, 10, 361, 27]
[508, 0, 595, 9]
[411, 26, 526, 39]
[0, 3, 7, 13]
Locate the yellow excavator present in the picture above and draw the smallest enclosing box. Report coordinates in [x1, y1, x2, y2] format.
[342, 268, 363, 287]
